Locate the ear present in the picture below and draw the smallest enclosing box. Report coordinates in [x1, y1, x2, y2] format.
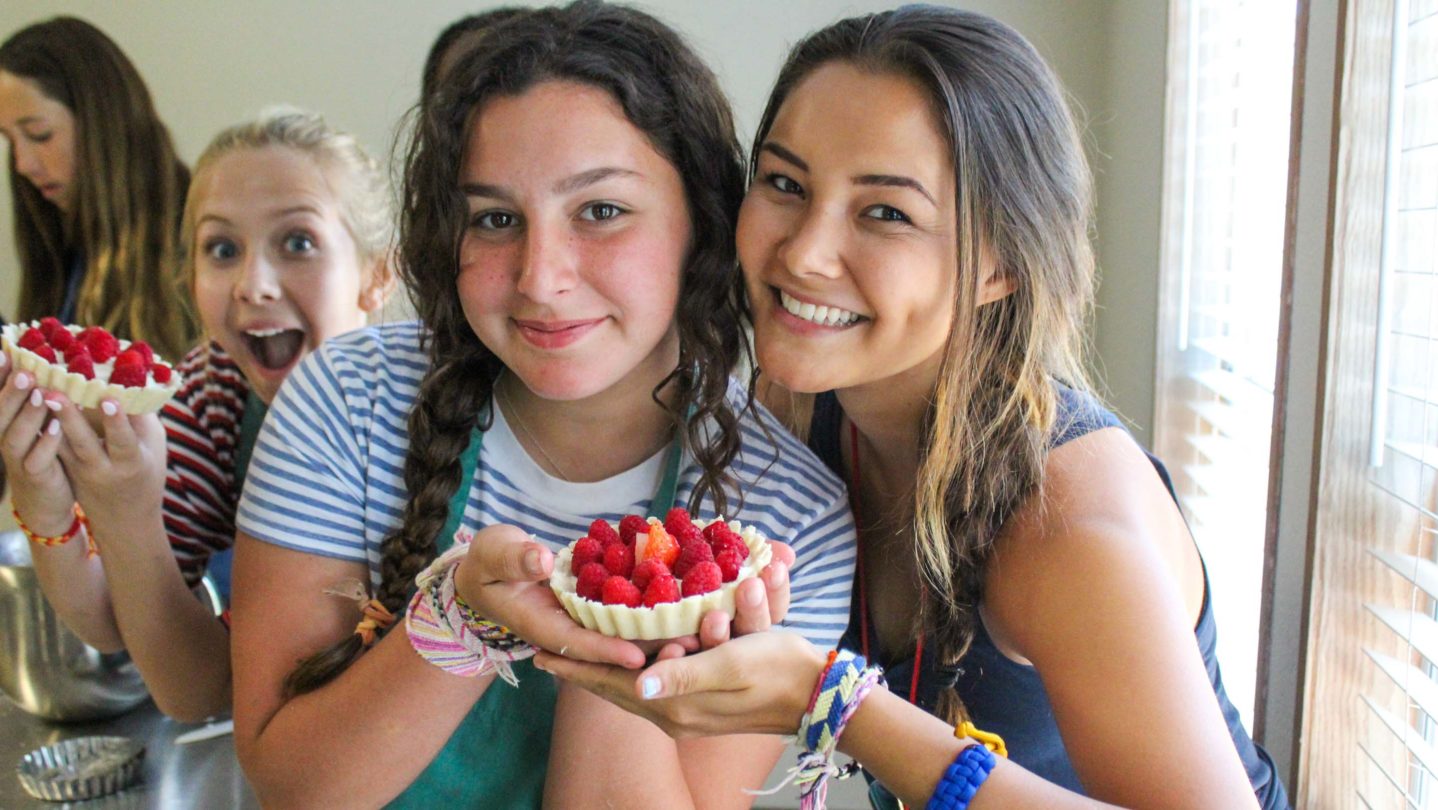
[976, 266, 1017, 306]
[358, 252, 397, 315]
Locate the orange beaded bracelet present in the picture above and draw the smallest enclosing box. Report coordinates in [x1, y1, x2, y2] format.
[13, 504, 97, 558]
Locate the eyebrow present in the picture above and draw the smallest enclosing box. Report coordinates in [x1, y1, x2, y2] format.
[760, 142, 808, 172]
[461, 166, 641, 200]
[761, 141, 938, 208]
[854, 174, 937, 207]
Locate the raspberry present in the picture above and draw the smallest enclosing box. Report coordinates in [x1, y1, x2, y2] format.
[681, 561, 722, 597]
[49, 327, 76, 353]
[32, 344, 57, 363]
[618, 514, 649, 545]
[664, 507, 694, 537]
[38, 317, 65, 341]
[673, 538, 714, 579]
[17, 327, 47, 351]
[66, 348, 95, 380]
[632, 558, 670, 591]
[603, 542, 635, 578]
[110, 363, 147, 387]
[114, 348, 147, 370]
[703, 520, 737, 545]
[601, 575, 643, 607]
[588, 518, 621, 549]
[643, 574, 681, 607]
[82, 328, 119, 363]
[710, 532, 749, 562]
[674, 523, 705, 549]
[571, 536, 604, 575]
[151, 363, 173, 384]
[639, 522, 680, 568]
[128, 341, 154, 368]
[577, 562, 610, 601]
[715, 548, 743, 582]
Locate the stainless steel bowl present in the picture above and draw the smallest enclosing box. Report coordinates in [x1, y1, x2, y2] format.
[0, 530, 150, 721]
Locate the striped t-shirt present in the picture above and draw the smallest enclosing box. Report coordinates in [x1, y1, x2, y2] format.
[236, 321, 856, 648]
[161, 341, 250, 589]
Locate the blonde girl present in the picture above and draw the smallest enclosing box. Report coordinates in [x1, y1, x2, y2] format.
[0, 109, 393, 722]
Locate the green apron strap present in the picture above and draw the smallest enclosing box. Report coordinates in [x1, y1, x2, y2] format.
[233, 391, 267, 490]
[436, 426, 484, 554]
[388, 419, 554, 810]
[649, 437, 683, 517]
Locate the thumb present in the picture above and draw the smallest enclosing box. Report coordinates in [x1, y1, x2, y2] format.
[468, 525, 554, 583]
[636, 646, 737, 701]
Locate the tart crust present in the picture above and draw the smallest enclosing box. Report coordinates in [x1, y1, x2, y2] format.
[1, 324, 181, 414]
[550, 519, 773, 640]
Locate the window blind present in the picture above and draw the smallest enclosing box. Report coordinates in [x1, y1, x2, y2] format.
[1363, 2, 1438, 806]
[1154, 0, 1298, 726]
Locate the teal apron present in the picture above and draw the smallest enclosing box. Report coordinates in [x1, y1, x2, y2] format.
[388, 422, 682, 808]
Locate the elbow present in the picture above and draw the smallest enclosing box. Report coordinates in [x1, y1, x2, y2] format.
[150, 680, 232, 725]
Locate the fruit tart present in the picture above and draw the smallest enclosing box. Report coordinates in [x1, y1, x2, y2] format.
[1, 318, 180, 414]
[550, 508, 773, 640]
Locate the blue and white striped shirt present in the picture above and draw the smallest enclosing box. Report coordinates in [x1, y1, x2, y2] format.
[236, 321, 855, 648]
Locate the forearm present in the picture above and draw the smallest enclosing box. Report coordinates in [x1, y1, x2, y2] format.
[238, 627, 493, 809]
[29, 524, 124, 652]
[547, 682, 698, 809]
[94, 510, 230, 721]
[840, 690, 1109, 810]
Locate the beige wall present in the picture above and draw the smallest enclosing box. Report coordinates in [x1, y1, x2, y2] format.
[0, 0, 1163, 440]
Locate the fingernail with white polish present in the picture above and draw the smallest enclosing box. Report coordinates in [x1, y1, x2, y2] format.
[0, 352, 8, 367]
[44, 399, 61, 412]
[16, 373, 31, 390]
[46, 419, 59, 435]
[642, 677, 662, 699]
[101, 401, 118, 417]
[29, 389, 42, 407]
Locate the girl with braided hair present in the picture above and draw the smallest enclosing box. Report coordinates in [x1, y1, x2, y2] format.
[537, 6, 1289, 810]
[229, 3, 855, 807]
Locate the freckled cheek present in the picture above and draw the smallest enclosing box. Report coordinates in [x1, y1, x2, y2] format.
[580, 235, 684, 322]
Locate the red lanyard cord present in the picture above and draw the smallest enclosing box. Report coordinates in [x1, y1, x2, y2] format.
[850, 420, 924, 705]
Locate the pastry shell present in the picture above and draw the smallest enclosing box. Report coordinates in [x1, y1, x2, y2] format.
[550, 519, 773, 640]
[2, 323, 180, 414]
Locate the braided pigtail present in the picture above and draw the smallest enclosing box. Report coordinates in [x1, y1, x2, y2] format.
[284, 337, 500, 697]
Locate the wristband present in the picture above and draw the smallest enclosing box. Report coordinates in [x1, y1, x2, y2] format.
[925, 743, 997, 810]
[406, 542, 536, 684]
[14, 504, 97, 558]
[751, 649, 885, 810]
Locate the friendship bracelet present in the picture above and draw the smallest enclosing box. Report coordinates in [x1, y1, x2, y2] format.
[13, 504, 97, 558]
[751, 649, 885, 810]
[925, 743, 997, 810]
[406, 541, 536, 684]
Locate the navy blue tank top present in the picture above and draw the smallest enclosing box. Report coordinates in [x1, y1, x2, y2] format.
[809, 387, 1289, 809]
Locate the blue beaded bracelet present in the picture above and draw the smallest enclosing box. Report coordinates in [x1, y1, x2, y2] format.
[924, 743, 997, 810]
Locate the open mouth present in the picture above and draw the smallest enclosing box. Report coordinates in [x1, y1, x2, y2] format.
[242, 328, 306, 371]
[775, 288, 867, 327]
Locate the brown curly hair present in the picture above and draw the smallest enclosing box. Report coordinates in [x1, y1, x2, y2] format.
[286, 0, 751, 695]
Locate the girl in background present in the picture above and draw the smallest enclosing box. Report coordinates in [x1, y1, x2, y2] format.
[0, 109, 393, 722]
[229, 4, 854, 807]
[538, 7, 1289, 809]
[0, 17, 196, 359]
